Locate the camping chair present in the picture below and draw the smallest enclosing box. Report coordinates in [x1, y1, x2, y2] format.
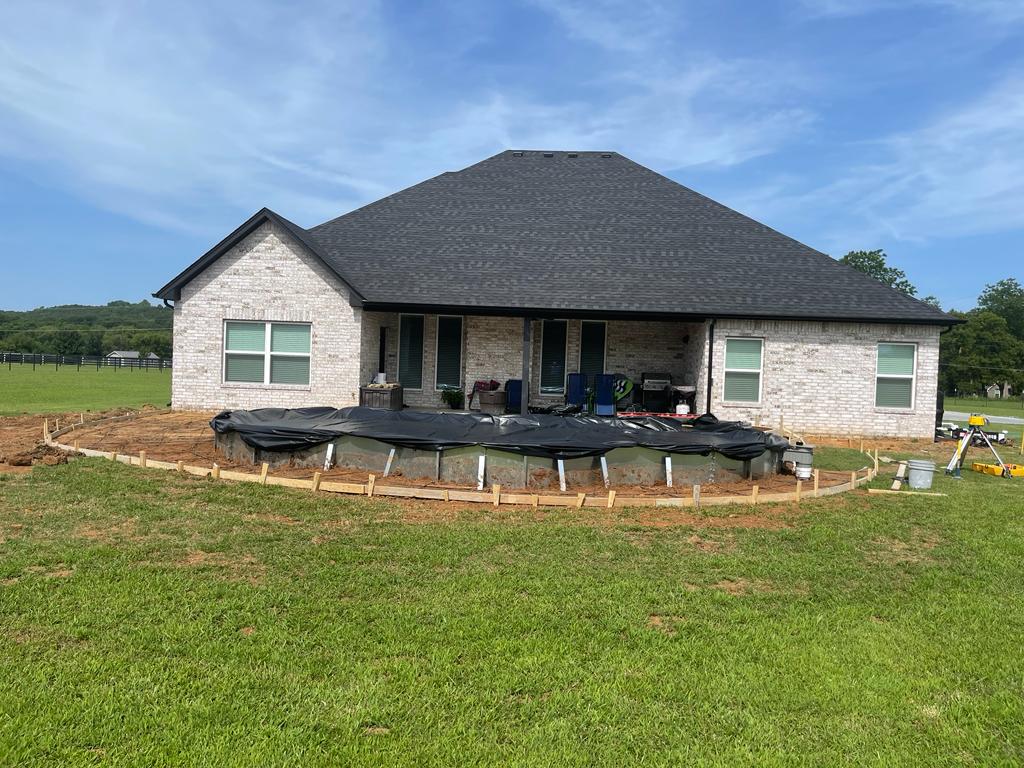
[594, 373, 615, 416]
[566, 373, 587, 410]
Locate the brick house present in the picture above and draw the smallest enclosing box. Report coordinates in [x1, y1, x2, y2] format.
[155, 150, 954, 438]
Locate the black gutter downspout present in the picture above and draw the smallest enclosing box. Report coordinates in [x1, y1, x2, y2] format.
[521, 317, 531, 416]
[705, 318, 716, 415]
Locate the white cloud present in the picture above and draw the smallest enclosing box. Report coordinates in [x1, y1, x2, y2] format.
[731, 73, 1024, 250]
[0, 0, 815, 236]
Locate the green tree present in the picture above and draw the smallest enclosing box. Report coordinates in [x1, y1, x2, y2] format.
[977, 278, 1024, 339]
[939, 310, 1024, 394]
[839, 250, 918, 296]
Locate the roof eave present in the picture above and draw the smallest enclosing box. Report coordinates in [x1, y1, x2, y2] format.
[360, 301, 960, 326]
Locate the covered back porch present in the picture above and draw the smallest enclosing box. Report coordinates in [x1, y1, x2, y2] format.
[359, 311, 711, 415]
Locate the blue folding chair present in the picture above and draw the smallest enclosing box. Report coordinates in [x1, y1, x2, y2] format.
[594, 373, 615, 416]
[566, 373, 587, 410]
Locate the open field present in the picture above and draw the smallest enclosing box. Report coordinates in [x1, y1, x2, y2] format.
[945, 395, 1024, 420]
[0, 365, 170, 415]
[2, 438, 1023, 764]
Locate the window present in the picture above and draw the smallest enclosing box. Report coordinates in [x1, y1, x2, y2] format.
[579, 321, 606, 379]
[876, 343, 916, 409]
[723, 338, 762, 402]
[224, 321, 310, 385]
[540, 320, 568, 394]
[435, 316, 463, 389]
[398, 315, 424, 389]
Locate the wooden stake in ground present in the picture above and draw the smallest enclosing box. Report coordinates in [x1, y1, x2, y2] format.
[259, 462, 269, 485]
[176, 460, 184, 473]
[576, 493, 586, 509]
[311, 471, 322, 493]
[212, 463, 220, 480]
[367, 474, 376, 497]
[813, 469, 820, 495]
[796, 479, 802, 503]
[139, 450, 147, 468]
[751, 485, 759, 505]
[73, 439, 80, 452]
[43, 419, 48, 439]
[607, 490, 616, 508]
[850, 470, 857, 488]
[693, 484, 701, 509]
[492, 483, 501, 507]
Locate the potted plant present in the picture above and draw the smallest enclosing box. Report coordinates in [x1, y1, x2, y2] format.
[440, 386, 465, 410]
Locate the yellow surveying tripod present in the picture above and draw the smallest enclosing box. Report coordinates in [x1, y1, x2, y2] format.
[945, 414, 1012, 478]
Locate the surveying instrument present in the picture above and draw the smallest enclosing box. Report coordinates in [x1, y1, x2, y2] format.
[945, 414, 1013, 479]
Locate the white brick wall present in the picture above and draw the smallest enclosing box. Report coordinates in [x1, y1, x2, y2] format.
[171, 238, 941, 437]
[171, 222, 362, 410]
[708, 318, 940, 437]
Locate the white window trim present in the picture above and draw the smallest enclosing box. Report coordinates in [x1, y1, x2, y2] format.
[874, 341, 917, 411]
[398, 314, 425, 391]
[540, 319, 570, 395]
[434, 315, 464, 391]
[222, 320, 311, 387]
[721, 337, 764, 405]
[578, 320, 608, 377]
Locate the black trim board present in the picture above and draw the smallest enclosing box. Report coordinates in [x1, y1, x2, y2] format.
[360, 302, 958, 326]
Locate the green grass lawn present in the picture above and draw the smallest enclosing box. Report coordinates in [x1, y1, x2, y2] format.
[2, 450, 1022, 765]
[0, 364, 171, 415]
[945, 395, 1024, 419]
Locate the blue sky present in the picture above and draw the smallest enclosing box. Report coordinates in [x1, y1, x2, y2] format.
[1, 0, 1022, 311]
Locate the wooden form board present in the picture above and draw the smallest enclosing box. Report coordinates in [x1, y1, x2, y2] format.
[44, 419, 880, 510]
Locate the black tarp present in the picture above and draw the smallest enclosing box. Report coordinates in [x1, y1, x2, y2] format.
[210, 407, 788, 461]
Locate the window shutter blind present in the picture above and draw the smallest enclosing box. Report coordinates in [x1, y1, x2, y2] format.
[270, 356, 310, 385]
[399, 316, 424, 389]
[724, 371, 760, 402]
[435, 317, 462, 388]
[271, 324, 310, 354]
[579, 322, 605, 378]
[225, 354, 264, 382]
[876, 378, 913, 408]
[877, 344, 915, 376]
[226, 322, 265, 352]
[725, 338, 762, 370]
[540, 321, 568, 393]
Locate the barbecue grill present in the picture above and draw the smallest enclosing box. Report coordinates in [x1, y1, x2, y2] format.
[640, 372, 672, 412]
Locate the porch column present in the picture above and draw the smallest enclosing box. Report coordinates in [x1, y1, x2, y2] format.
[521, 317, 531, 415]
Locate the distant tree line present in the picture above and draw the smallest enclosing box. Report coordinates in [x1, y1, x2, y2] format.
[0, 300, 173, 358]
[840, 250, 1024, 396]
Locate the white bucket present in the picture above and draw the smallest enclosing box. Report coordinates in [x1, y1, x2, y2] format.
[675, 403, 690, 415]
[907, 459, 936, 490]
[374, 372, 386, 384]
[794, 463, 812, 481]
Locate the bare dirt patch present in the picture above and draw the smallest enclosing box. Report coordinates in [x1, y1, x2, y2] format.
[22, 564, 75, 579]
[74, 518, 142, 543]
[172, 550, 266, 584]
[647, 614, 685, 636]
[869, 528, 940, 565]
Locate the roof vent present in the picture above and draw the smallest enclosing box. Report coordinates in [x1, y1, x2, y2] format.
[543, 152, 554, 158]
[567, 152, 578, 158]
[512, 151, 523, 157]
[601, 153, 611, 158]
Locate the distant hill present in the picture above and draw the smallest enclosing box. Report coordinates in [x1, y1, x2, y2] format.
[0, 300, 173, 357]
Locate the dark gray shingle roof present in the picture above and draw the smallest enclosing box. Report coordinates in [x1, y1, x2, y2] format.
[158, 150, 953, 325]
